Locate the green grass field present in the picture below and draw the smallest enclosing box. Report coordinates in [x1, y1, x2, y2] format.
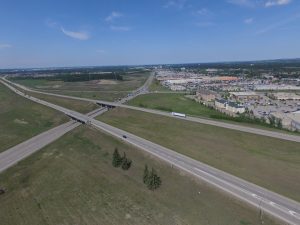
[46, 90, 130, 102]
[14, 72, 149, 101]
[0, 126, 278, 225]
[128, 93, 226, 117]
[149, 79, 170, 92]
[127, 93, 299, 133]
[98, 107, 300, 202]
[0, 83, 68, 153]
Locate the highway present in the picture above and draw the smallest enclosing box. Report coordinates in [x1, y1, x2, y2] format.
[1, 79, 300, 225]
[4, 77, 300, 143]
[0, 73, 154, 172]
[116, 71, 154, 104]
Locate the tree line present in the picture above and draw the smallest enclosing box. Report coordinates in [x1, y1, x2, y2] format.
[12, 73, 124, 82]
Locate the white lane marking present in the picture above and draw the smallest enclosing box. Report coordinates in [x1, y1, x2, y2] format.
[251, 194, 262, 200]
[289, 210, 297, 216]
[287, 210, 300, 220]
[193, 166, 300, 220]
[269, 201, 276, 206]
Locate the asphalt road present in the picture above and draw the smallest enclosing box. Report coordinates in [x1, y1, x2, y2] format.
[116, 71, 154, 104]
[5, 77, 300, 143]
[1, 79, 300, 225]
[0, 88, 107, 173]
[0, 121, 79, 173]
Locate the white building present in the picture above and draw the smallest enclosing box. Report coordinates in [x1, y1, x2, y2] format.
[215, 99, 245, 114]
[170, 85, 186, 91]
[226, 102, 246, 114]
[215, 99, 227, 109]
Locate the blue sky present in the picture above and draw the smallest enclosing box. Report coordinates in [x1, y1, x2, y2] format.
[0, 0, 299, 68]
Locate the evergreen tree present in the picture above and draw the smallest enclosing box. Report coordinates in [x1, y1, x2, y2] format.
[152, 169, 161, 190]
[147, 168, 162, 190]
[268, 115, 276, 126]
[121, 152, 126, 162]
[276, 118, 282, 129]
[112, 148, 122, 167]
[121, 152, 132, 170]
[143, 165, 149, 184]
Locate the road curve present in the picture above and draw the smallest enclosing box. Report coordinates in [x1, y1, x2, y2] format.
[5, 77, 300, 143]
[1, 79, 300, 225]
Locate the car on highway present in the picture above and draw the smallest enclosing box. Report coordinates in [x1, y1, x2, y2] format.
[171, 112, 186, 118]
[122, 135, 127, 139]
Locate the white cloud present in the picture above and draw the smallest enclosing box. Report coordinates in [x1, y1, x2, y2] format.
[96, 49, 105, 53]
[105, 11, 123, 22]
[45, 19, 58, 28]
[256, 13, 300, 34]
[265, 0, 292, 7]
[244, 18, 254, 24]
[228, 0, 292, 7]
[61, 27, 90, 40]
[164, 0, 187, 10]
[227, 0, 255, 7]
[196, 8, 210, 16]
[0, 44, 12, 49]
[110, 25, 131, 31]
[196, 22, 215, 27]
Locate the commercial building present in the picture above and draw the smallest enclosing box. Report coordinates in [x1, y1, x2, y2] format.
[254, 85, 300, 91]
[215, 99, 245, 114]
[226, 102, 246, 114]
[230, 92, 261, 101]
[196, 89, 217, 102]
[215, 99, 227, 109]
[269, 92, 300, 101]
[169, 85, 186, 91]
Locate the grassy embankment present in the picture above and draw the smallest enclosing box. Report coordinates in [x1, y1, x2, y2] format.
[0, 83, 68, 152]
[0, 126, 279, 225]
[98, 107, 300, 202]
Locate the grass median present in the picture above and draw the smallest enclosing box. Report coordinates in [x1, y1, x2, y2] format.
[26, 92, 99, 114]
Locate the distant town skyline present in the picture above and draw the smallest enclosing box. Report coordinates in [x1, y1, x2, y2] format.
[0, 0, 300, 68]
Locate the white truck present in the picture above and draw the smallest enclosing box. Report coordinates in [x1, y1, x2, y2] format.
[171, 112, 186, 118]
